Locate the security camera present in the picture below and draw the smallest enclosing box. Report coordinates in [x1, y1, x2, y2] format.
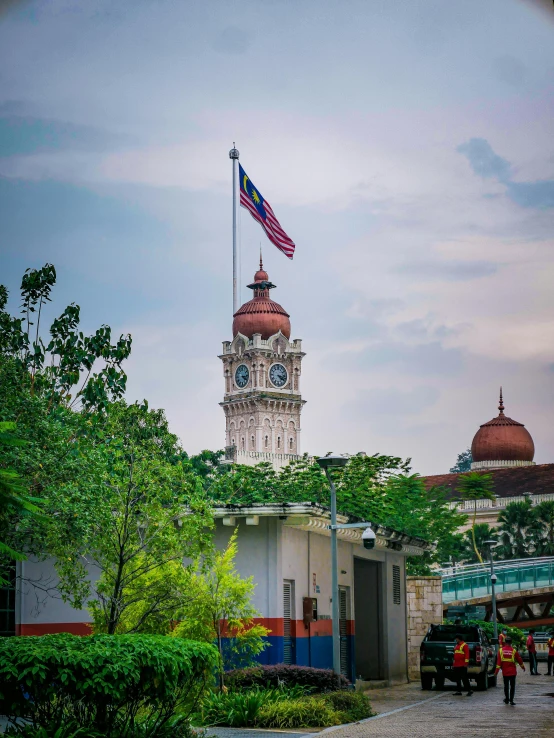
[491, 573, 497, 584]
[362, 527, 376, 550]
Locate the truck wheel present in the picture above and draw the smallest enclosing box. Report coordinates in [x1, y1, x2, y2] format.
[421, 674, 433, 690]
[475, 669, 489, 691]
[434, 676, 445, 689]
[488, 673, 497, 688]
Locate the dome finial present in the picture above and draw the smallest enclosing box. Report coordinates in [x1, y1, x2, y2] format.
[260, 245, 263, 272]
[499, 386, 504, 416]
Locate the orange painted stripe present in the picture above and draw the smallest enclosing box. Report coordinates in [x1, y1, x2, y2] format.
[17, 623, 93, 636]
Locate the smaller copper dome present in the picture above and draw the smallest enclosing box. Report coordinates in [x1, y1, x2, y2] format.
[232, 260, 291, 340]
[471, 389, 535, 463]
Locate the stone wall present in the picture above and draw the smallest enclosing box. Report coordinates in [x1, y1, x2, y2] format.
[406, 576, 443, 680]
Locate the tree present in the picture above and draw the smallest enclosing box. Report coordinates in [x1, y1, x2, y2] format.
[457, 472, 495, 564]
[461, 523, 498, 564]
[0, 265, 131, 413]
[450, 448, 472, 473]
[208, 454, 466, 574]
[172, 529, 269, 685]
[532, 500, 554, 556]
[497, 500, 537, 560]
[0, 422, 44, 581]
[81, 402, 213, 635]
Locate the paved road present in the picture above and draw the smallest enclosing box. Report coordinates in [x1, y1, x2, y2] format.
[324, 672, 554, 737]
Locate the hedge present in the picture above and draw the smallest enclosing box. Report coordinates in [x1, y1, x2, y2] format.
[224, 664, 349, 692]
[0, 634, 219, 737]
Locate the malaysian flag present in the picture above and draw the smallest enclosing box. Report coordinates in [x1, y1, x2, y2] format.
[239, 164, 296, 259]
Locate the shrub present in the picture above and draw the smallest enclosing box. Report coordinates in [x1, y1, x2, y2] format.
[0, 634, 218, 737]
[196, 685, 310, 727]
[323, 691, 374, 722]
[225, 664, 348, 693]
[5, 716, 200, 738]
[469, 620, 526, 651]
[256, 697, 342, 729]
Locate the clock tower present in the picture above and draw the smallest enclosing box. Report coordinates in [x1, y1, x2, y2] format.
[219, 259, 305, 469]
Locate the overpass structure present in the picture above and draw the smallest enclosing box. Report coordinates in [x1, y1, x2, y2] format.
[441, 557, 554, 629]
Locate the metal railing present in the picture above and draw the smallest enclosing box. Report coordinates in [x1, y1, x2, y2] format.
[441, 557, 554, 603]
[448, 493, 554, 511]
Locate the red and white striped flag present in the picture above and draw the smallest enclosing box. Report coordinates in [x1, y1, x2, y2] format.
[239, 164, 296, 259]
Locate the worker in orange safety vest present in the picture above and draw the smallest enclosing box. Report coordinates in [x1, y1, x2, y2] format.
[453, 634, 473, 696]
[547, 632, 554, 676]
[496, 636, 525, 705]
[499, 628, 507, 647]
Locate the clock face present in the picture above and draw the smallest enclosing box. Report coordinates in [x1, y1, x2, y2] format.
[269, 363, 288, 388]
[235, 364, 249, 389]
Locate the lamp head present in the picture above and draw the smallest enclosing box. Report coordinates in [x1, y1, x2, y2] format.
[484, 539, 498, 547]
[316, 454, 349, 470]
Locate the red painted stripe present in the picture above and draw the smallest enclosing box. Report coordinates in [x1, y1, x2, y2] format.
[17, 622, 93, 636]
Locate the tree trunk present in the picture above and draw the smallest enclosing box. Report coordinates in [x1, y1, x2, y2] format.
[217, 620, 224, 689]
[471, 500, 484, 564]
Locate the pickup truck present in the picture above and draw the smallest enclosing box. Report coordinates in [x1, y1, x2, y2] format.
[420, 624, 497, 691]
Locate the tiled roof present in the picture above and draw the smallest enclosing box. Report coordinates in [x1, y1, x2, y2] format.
[422, 463, 554, 500]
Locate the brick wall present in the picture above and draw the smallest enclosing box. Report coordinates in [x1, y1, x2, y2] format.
[406, 576, 443, 680]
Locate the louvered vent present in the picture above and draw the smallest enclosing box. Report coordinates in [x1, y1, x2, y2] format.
[393, 564, 401, 605]
[283, 580, 293, 664]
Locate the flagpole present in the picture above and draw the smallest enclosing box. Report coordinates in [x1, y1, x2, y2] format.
[229, 144, 240, 314]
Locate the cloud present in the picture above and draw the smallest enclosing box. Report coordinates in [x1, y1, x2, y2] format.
[345, 385, 440, 418]
[458, 137, 554, 209]
[395, 260, 498, 281]
[457, 138, 512, 182]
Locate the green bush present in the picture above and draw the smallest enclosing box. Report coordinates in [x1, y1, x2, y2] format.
[256, 697, 342, 729]
[5, 716, 200, 738]
[469, 620, 526, 651]
[324, 691, 374, 722]
[224, 664, 348, 692]
[0, 634, 218, 737]
[197, 685, 310, 727]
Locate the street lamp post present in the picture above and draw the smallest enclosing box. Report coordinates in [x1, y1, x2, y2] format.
[316, 454, 349, 675]
[484, 539, 499, 645]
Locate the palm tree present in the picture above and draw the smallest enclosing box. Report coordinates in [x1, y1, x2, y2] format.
[532, 500, 554, 556]
[462, 523, 498, 564]
[457, 472, 495, 564]
[497, 500, 537, 559]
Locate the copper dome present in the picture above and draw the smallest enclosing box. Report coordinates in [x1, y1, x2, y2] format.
[232, 260, 291, 340]
[471, 389, 535, 463]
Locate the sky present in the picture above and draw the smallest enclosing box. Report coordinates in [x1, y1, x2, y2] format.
[1, 0, 553, 475]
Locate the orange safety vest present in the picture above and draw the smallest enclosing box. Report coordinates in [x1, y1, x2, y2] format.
[548, 638, 554, 656]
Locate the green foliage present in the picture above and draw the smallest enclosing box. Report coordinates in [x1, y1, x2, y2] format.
[497, 499, 539, 560]
[5, 714, 199, 738]
[469, 620, 526, 651]
[457, 472, 495, 564]
[224, 664, 348, 692]
[84, 402, 213, 635]
[0, 633, 218, 737]
[208, 455, 465, 572]
[450, 448, 472, 473]
[0, 421, 44, 568]
[256, 697, 342, 729]
[460, 523, 498, 564]
[533, 500, 554, 556]
[323, 690, 374, 722]
[0, 265, 131, 413]
[172, 529, 268, 680]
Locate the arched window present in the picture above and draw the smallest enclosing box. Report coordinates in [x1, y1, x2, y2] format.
[241, 437, 245, 451]
[251, 435, 255, 449]
[277, 436, 281, 450]
[265, 435, 269, 448]
[289, 437, 294, 450]
[231, 437, 235, 446]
